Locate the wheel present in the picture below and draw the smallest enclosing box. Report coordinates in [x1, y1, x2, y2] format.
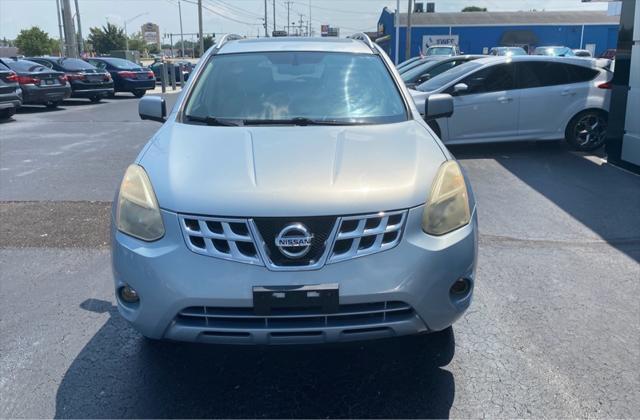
[133, 90, 146, 98]
[46, 101, 60, 109]
[565, 110, 608, 151]
[89, 96, 102, 103]
[0, 107, 16, 119]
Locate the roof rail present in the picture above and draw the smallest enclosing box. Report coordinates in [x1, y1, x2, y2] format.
[347, 32, 375, 50]
[213, 33, 244, 52]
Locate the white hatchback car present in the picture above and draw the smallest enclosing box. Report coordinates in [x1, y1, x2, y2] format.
[411, 56, 613, 150]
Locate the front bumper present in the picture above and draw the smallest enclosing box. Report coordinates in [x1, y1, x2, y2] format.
[111, 206, 478, 344]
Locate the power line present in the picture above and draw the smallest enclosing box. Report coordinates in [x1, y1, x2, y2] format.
[182, 0, 258, 26]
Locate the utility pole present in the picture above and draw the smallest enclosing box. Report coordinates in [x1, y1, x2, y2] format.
[73, 0, 84, 55]
[264, 0, 268, 37]
[272, 0, 276, 34]
[178, 0, 185, 57]
[299, 14, 304, 36]
[55, 0, 64, 56]
[286, 1, 292, 35]
[198, 0, 204, 56]
[405, 0, 412, 61]
[308, 0, 311, 37]
[61, 0, 78, 57]
[395, 0, 400, 63]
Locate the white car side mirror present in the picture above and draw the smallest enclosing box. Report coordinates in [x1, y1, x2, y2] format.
[453, 83, 468, 93]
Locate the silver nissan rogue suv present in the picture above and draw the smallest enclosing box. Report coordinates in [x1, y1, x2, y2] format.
[111, 34, 478, 345]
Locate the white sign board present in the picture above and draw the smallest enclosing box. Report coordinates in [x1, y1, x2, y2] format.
[144, 31, 157, 44]
[422, 35, 459, 51]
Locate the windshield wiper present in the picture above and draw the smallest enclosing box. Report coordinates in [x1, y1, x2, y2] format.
[184, 115, 241, 126]
[242, 117, 362, 126]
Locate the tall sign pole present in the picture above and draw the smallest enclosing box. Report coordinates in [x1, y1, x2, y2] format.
[395, 0, 400, 64]
[55, 0, 65, 56]
[198, 0, 204, 56]
[273, 0, 276, 33]
[405, 0, 412, 61]
[179, 0, 185, 57]
[74, 0, 84, 55]
[61, 0, 78, 57]
[264, 0, 269, 36]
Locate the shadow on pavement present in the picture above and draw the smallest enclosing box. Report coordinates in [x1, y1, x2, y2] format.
[54, 299, 456, 419]
[61, 99, 105, 107]
[450, 141, 640, 262]
[16, 105, 64, 114]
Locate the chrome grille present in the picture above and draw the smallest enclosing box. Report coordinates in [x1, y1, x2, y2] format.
[176, 301, 414, 330]
[178, 215, 262, 265]
[328, 210, 406, 263]
[178, 210, 407, 268]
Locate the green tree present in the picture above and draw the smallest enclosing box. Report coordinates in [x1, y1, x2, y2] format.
[15, 26, 55, 56]
[127, 32, 146, 52]
[88, 23, 126, 53]
[461, 6, 487, 12]
[196, 35, 215, 56]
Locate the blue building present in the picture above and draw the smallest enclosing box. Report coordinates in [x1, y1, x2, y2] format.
[376, 9, 619, 62]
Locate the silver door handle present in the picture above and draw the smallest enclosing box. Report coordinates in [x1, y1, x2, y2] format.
[498, 97, 513, 103]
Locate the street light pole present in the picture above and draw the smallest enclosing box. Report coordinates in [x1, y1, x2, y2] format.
[55, 0, 65, 56]
[124, 13, 148, 57]
[198, 0, 204, 56]
[74, 0, 84, 55]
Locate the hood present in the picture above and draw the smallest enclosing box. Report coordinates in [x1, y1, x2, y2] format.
[140, 120, 446, 217]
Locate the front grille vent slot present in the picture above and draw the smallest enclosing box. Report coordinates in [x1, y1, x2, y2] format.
[178, 215, 262, 265]
[328, 210, 406, 263]
[176, 301, 414, 330]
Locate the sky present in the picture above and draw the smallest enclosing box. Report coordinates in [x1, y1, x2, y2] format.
[0, 0, 608, 41]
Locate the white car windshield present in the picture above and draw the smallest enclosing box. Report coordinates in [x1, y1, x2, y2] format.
[184, 51, 407, 125]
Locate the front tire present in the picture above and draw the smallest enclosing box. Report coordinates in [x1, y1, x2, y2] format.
[565, 110, 608, 151]
[0, 107, 16, 119]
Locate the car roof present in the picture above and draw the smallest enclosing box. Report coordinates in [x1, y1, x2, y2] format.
[217, 37, 374, 55]
[472, 55, 601, 67]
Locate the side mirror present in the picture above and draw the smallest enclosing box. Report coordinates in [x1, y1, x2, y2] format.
[139, 96, 166, 123]
[424, 93, 454, 120]
[453, 83, 468, 94]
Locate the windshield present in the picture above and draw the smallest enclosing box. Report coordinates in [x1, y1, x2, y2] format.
[2, 59, 48, 72]
[402, 59, 445, 82]
[417, 61, 482, 92]
[426, 47, 453, 56]
[184, 52, 407, 125]
[102, 58, 140, 69]
[535, 47, 573, 56]
[58, 58, 96, 71]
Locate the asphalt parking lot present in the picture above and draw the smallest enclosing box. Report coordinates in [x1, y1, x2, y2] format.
[1, 94, 639, 418]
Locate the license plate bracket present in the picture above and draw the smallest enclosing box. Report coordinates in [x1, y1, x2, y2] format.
[253, 284, 339, 316]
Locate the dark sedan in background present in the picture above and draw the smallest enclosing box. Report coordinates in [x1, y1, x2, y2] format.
[0, 58, 71, 108]
[85, 57, 155, 97]
[149, 60, 191, 83]
[26, 57, 113, 102]
[0, 61, 22, 119]
[401, 55, 484, 89]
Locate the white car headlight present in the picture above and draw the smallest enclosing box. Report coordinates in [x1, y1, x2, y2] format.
[116, 164, 165, 241]
[422, 161, 471, 236]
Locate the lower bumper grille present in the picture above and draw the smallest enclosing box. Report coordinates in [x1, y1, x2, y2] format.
[176, 301, 414, 330]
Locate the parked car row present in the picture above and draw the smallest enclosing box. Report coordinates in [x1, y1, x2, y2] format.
[0, 56, 159, 119]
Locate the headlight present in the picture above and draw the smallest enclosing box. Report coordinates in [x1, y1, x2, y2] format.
[116, 164, 165, 241]
[422, 161, 471, 236]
